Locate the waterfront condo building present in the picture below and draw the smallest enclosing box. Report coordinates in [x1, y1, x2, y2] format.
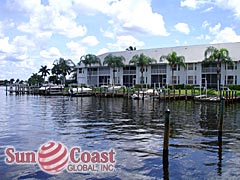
[76, 42, 240, 88]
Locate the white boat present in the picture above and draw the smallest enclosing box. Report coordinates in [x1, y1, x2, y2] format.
[107, 86, 124, 91]
[69, 87, 92, 94]
[132, 93, 150, 100]
[39, 85, 64, 95]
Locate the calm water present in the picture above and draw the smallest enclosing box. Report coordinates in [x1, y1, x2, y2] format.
[0, 87, 240, 180]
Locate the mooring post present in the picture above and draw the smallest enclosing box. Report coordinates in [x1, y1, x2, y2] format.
[163, 109, 170, 156]
[142, 89, 145, 101]
[218, 97, 225, 133]
[179, 89, 181, 100]
[217, 97, 224, 175]
[6, 85, 8, 96]
[185, 88, 187, 100]
[163, 109, 170, 180]
[138, 88, 140, 100]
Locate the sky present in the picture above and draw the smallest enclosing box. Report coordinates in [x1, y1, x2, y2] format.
[1, 0, 240, 80]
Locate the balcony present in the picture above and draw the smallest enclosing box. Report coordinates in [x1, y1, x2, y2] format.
[99, 70, 110, 75]
[202, 67, 217, 73]
[151, 69, 166, 74]
[123, 70, 136, 74]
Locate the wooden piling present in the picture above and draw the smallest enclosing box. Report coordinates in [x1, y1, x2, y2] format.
[163, 109, 170, 155]
[218, 97, 225, 133]
[185, 89, 187, 100]
[178, 89, 181, 100]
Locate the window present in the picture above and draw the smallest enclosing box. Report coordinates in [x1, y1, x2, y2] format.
[172, 65, 176, 71]
[188, 64, 193, 70]
[172, 76, 177, 84]
[79, 68, 83, 73]
[227, 76, 234, 84]
[235, 76, 237, 84]
[146, 77, 147, 83]
[188, 76, 193, 84]
[227, 63, 237, 70]
[195, 76, 197, 84]
[227, 63, 234, 70]
[172, 65, 180, 71]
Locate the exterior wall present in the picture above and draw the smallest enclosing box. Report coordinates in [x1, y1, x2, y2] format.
[76, 42, 240, 87]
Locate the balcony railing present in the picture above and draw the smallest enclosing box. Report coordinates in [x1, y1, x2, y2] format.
[151, 69, 166, 74]
[202, 67, 217, 73]
[123, 70, 136, 74]
[99, 70, 110, 75]
[87, 71, 98, 75]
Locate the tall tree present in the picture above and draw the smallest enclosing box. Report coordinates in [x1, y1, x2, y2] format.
[203, 46, 232, 92]
[52, 58, 75, 85]
[28, 73, 44, 86]
[129, 53, 156, 84]
[103, 54, 125, 85]
[79, 54, 101, 86]
[39, 65, 50, 82]
[160, 51, 186, 87]
[10, 78, 15, 84]
[126, 46, 136, 51]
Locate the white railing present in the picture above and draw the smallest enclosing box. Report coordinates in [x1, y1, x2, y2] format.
[151, 69, 166, 74]
[123, 70, 136, 74]
[99, 70, 110, 75]
[202, 67, 217, 73]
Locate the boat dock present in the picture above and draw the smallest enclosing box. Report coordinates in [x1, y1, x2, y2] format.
[4, 84, 240, 103]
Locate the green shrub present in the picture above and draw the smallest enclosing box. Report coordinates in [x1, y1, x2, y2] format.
[227, 85, 240, 90]
[134, 84, 149, 89]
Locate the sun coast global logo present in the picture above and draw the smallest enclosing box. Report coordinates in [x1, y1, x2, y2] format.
[4, 141, 116, 174]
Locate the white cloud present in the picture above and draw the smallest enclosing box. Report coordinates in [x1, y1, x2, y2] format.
[0, 37, 14, 54]
[181, 0, 198, 9]
[202, 20, 210, 28]
[66, 41, 87, 61]
[196, 34, 211, 40]
[209, 23, 221, 34]
[73, 0, 169, 36]
[211, 27, 240, 43]
[0, 22, 4, 37]
[203, 6, 214, 12]
[180, 0, 211, 9]
[215, 0, 240, 18]
[40, 47, 61, 59]
[97, 48, 109, 55]
[15, 0, 87, 39]
[107, 35, 144, 51]
[0, 20, 15, 37]
[81, 36, 99, 46]
[174, 23, 190, 34]
[108, 0, 169, 36]
[0, 36, 33, 62]
[100, 28, 115, 39]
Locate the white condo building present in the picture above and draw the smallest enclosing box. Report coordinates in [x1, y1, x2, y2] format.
[76, 42, 240, 88]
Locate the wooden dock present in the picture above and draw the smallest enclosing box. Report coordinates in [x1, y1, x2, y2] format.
[4, 84, 240, 103]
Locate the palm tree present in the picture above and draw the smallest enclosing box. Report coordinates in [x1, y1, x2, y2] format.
[103, 54, 125, 85]
[39, 65, 50, 82]
[129, 53, 156, 84]
[28, 73, 44, 86]
[126, 46, 136, 51]
[10, 78, 14, 84]
[203, 46, 232, 93]
[160, 51, 186, 88]
[52, 58, 75, 85]
[78, 54, 101, 86]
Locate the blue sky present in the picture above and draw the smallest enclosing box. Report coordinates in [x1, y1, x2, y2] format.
[1, 0, 240, 80]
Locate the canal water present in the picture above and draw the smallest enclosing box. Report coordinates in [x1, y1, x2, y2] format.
[0, 87, 240, 179]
